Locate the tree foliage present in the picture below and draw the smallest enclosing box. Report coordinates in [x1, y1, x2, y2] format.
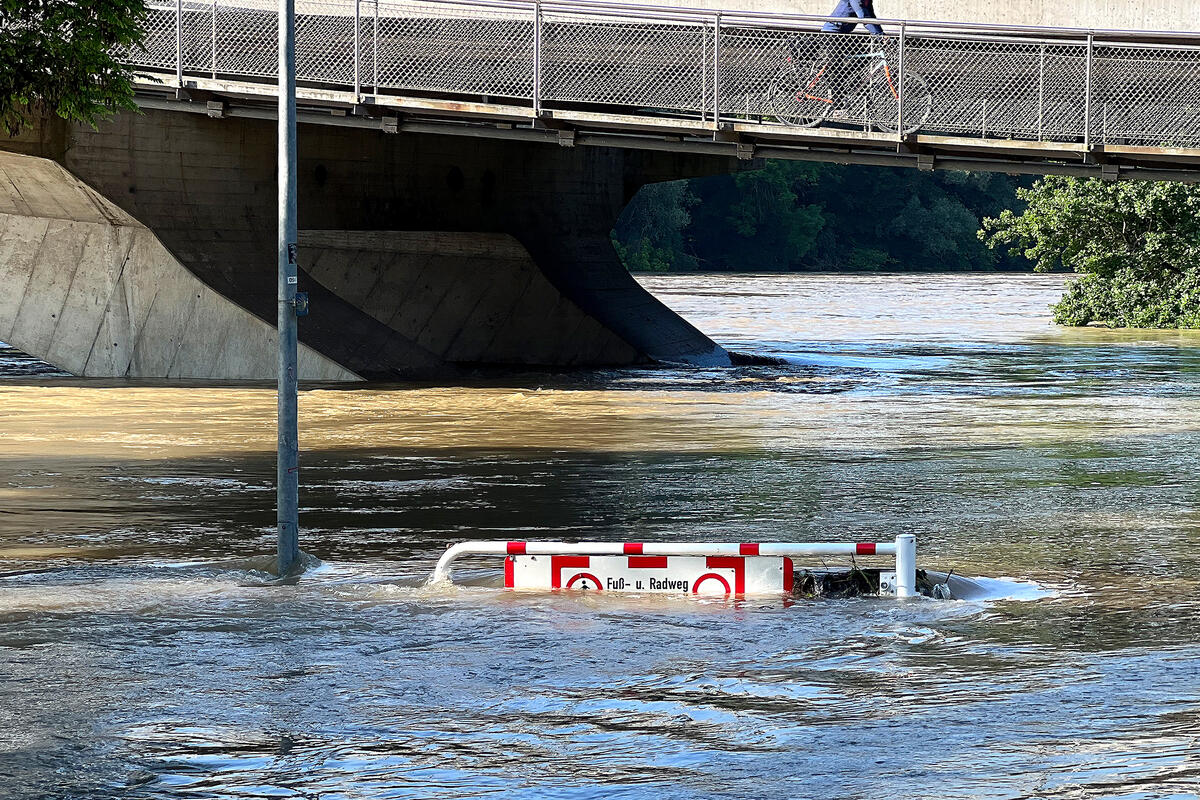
[0, 0, 147, 136]
[981, 177, 1200, 327]
[613, 161, 1028, 274]
[611, 180, 699, 272]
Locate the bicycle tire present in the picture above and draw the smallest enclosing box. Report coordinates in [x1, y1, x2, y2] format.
[768, 61, 833, 129]
[868, 68, 932, 135]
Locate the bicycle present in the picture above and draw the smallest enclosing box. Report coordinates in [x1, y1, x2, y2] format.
[767, 35, 932, 134]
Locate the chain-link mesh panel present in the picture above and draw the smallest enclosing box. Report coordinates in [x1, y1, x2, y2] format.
[374, 1, 533, 99]
[215, 4, 277, 77]
[125, 3, 179, 69]
[180, 2, 217, 73]
[359, 0, 378, 88]
[1091, 43, 1200, 147]
[902, 35, 1087, 141]
[542, 14, 709, 115]
[718, 26, 897, 129]
[296, 2, 355, 83]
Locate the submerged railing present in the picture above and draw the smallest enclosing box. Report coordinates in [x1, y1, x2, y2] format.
[124, 0, 1200, 148]
[433, 536, 919, 597]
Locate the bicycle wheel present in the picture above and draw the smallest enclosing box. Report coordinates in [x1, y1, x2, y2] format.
[768, 60, 833, 128]
[868, 67, 932, 135]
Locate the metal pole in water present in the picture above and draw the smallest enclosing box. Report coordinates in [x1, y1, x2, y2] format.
[895, 534, 916, 598]
[277, 0, 300, 576]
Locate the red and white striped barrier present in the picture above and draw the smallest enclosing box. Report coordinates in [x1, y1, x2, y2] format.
[433, 535, 918, 598]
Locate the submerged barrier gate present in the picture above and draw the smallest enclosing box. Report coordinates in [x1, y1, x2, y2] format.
[434, 535, 918, 597]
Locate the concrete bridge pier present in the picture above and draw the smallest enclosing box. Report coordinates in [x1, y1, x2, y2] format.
[0, 108, 733, 379]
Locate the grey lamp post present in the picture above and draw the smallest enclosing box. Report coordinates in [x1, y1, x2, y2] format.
[277, 0, 300, 576]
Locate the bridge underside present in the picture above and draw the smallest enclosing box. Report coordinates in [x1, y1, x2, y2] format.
[136, 77, 1200, 184]
[2, 108, 733, 379]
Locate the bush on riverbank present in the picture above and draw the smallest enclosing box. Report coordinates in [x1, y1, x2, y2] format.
[981, 177, 1200, 328]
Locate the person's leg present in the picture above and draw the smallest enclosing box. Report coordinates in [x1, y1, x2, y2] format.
[820, 0, 855, 32]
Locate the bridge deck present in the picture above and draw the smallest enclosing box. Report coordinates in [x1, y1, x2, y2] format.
[125, 0, 1200, 179]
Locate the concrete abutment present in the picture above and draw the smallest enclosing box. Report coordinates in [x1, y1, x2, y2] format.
[1, 108, 732, 378]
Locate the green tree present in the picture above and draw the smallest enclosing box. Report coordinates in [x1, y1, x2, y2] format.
[612, 180, 699, 272]
[981, 177, 1200, 327]
[686, 161, 824, 270]
[726, 160, 824, 268]
[1, 0, 147, 136]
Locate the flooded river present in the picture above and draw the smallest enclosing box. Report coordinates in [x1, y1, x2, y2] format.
[2, 273, 1199, 799]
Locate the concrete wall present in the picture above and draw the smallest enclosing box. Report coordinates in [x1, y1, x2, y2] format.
[0, 150, 358, 380]
[687, 0, 1199, 31]
[14, 108, 731, 377]
[300, 231, 640, 365]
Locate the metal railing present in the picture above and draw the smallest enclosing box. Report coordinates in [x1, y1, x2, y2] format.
[125, 0, 1200, 148]
[432, 535, 919, 597]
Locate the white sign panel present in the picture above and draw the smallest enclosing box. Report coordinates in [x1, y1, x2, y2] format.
[505, 554, 794, 596]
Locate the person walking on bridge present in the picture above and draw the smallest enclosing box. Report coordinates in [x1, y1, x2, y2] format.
[821, 0, 884, 35]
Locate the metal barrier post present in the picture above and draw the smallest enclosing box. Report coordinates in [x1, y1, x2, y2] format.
[1083, 32, 1094, 147]
[1037, 43, 1045, 141]
[210, 0, 217, 78]
[353, 0, 361, 99]
[895, 22, 906, 142]
[895, 534, 916, 597]
[276, 0, 301, 576]
[711, 12, 721, 128]
[175, 0, 183, 86]
[533, 0, 542, 115]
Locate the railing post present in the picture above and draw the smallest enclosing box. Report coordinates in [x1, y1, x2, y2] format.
[1083, 32, 1094, 147]
[353, 0, 361, 99]
[711, 12, 721, 128]
[532, 0, 542, 116]
[373, 0, 379, 91]
[895, 22, 906, 142]
[895, 534, 916, 598]
[175, 0, 183, 87]
[1037, 43, 1045, 141]
[210, 0, 217, 78]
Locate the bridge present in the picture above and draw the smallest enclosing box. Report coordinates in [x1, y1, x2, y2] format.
[124, 0, 1200, 180]
[2, 0, 1199, 381]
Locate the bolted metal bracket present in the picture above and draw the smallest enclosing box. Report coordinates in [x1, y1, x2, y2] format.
[736, 142, 755, 161]
[878, 571, 898, 596]
[917, 153, 935, 172]
[1101, 163, 1120, 182]
[381, 115, 399, 134]
[205, 100, 227, 118]
[557, 129, 576, 148]
[713, 123, 739, 144]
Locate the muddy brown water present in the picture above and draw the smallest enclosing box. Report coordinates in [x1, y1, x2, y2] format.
[2, 273, 1199, 799]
